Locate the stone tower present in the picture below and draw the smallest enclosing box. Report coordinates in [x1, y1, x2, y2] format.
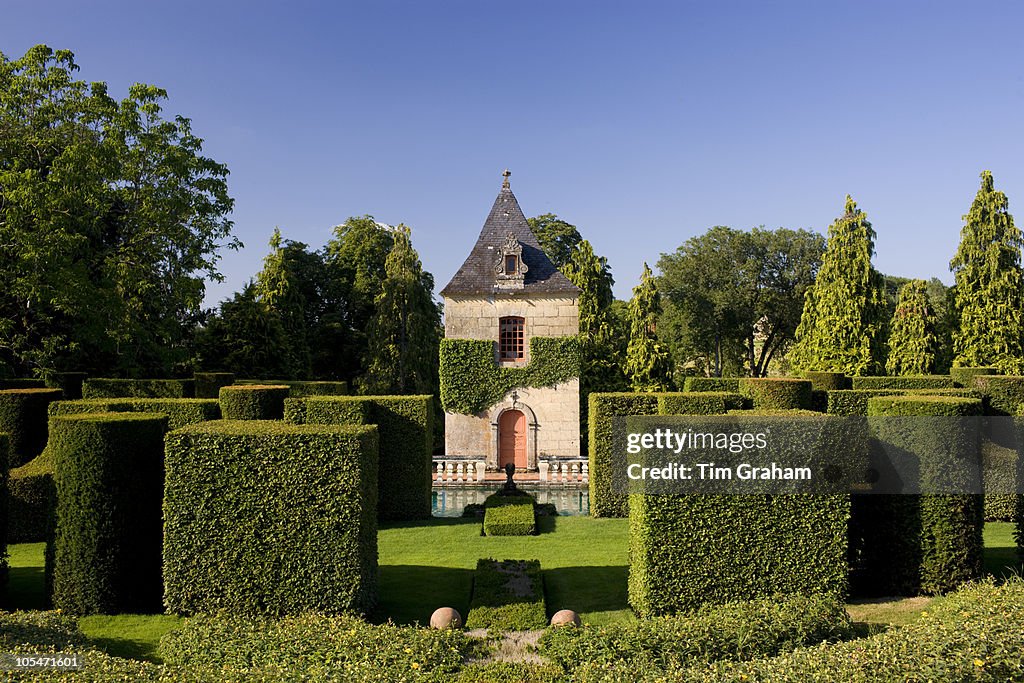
[440, 172, 581, 471]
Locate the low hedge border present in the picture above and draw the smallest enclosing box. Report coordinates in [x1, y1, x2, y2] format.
[483, 492, 536, 536]
[219, 385, 290, 420]
[465, 559, 547, 631]
[0, 388, 63, 467]
[950, 366, 1000, 387]
[82, 378, 195, 399]
[236, 379, 348, 397]
[738, 378, 812, 410]
[656, 392, 745, 415]
[851, 375, 956, 391]
[971, 375, 1024, 416]
[682, 377, 741, 392]
[49, 398, 221, 430]
[802, 371, 851, 391]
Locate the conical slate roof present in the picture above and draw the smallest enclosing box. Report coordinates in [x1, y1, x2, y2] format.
[441, 176, 581, 297]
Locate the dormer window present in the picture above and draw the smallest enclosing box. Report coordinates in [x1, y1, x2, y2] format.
[505, 255, 518, 275]
[494, 232, 528, 289]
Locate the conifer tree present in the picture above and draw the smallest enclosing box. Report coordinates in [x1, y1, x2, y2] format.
[949, 171, 1024, 373]
[886, 279, 938, 375]
[790, 196, 886, 375]
[363, 225, 442, 394]
[563, 240, 625, 392]
[624, 263, 672, 391]
[254, 228, 312, 378]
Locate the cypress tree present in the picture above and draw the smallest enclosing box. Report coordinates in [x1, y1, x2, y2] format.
[624, 263, 672, 391]
[790, 196, 886, 375]
[563, 240, 624, 392]
[254, 228, 312, 378]
[949, 171, 1024, 373]
[886, 279, 938, 375]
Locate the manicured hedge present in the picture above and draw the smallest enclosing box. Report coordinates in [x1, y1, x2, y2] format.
[285, 395, 433, 520]
[656, 391, 745, 415]
[950, 365, 1000, 387]
[0, 388, 63, 467]
[825, 389, 903, 416]
[464, 559, 547, 631]
[49, 398, 221, 430]
[802, 371, 851, 391]
[82, 378, 195, 399]
[44, 372, 87, 400]
[738, 378, 812, 410]
[983, 437, 1018, 521]
[682, 377, 741, 392]
[8, 449, 54, 543]
[218, 385, 289, 420]
[851, 375, 956, 390]
[236, 379, 348, 397]
[971, 375, 1024, 415]
[539, 593, 853, 673]
[865, 395, 984, 595]
[0, 432, 7, 580]
[588, 393, 658, 518]
[50, 412, 167, 615]
[193, 372, 234, 399]
[483, 492, 536, 536]
[164, 420, 379, 616]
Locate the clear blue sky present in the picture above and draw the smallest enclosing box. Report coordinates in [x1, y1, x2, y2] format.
[5, 1, 1024, 304]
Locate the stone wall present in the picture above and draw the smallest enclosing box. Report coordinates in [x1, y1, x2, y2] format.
[444, 294, 578, 364]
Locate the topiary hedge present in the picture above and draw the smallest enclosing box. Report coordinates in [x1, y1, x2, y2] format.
[8, 448, 54, 543]
[82, 378, 195, 399]
[219, 385, 289, 420]
[483, 492, 536, 536]
[851, 375, 956, 390]
[236, 379, 348, 397]
[0, 388, 63, 467]
[825, 389, 904, 416]
[43, 372, 87, 400]
[193, 372, 234, 399]
[164, 420, 379, 616]
[682, 377, 741, 392]
[656, 392, 746, 415]
[49, 398, 221, 430]
[464, 559, 546, 631]
[439, 336, 580, 415]
[950, 365, 1000, 387]
[982, 439, 1018, 521]
[0, 432, 7, 582]
[802, 371, 851, 391]
[285, 395, 433, 520]
[588, 393, 658, 518]
[738, 378, 812, 410]
[971, 375, 1024, 416]
[865, 395, 984, 595]
[49, 412, 167, 615]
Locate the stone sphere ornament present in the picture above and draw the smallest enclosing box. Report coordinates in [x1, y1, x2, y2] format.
[430, 607, 462, 629]
[550, 609, 581, 627]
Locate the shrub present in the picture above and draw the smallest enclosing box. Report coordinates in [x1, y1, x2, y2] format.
[738, 378, 812, 410]
[163, 420, 379, 616]
[0, 388, 62, 467]
[218, 385, 289, 420]
[682, 377, 740, 392]
[539, 593, 853, 672]
[193, 372, 234, 399]
[588, 393, 658, 518]
[43, 372, 87, 400]
[851, 375, 956, 390]
[825, 388, 903, 416]
[285, 395, 433, 520]
[452, 663, 565, 683]
[49, 398, 221, 430]
[971, 374, 1024, 415]
[8, 449, 54, 543]
[865, 395, 984, 595]
[49, 413, 167, 615]
[464, 559, 546, 631]
[483, 492, 536, 536]
[802, 371, 851, 391]
[236, 379, 348, 397]
[950, 365, 1000, 387]
[656, 392, 745, 415]
[82, 378, 195, 399]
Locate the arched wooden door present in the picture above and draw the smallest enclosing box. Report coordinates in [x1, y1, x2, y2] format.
[498, 410, 527, 470]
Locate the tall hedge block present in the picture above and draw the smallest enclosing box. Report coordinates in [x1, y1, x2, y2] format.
[82, 379, 195, 399]
[682, 377, 741, 393]
[950, 366, 999, 387]
[8, 450, 55, 543]
[44, 372, 87, 400]
[825, 389, 904, 416]
[0, 432, 9, 584]
[49, 399, 220, 431]
[236, 379, 349, 397]
[971, 375, 1024, 416]
[588, 393, 658, 518]
[164, 421, 378, 616]
[803, 371, 851, 391]
[629, 492, 849, 616]
[50, 413, 167, 615]
[285, 396, 431, 520]
[193, 373, 234, 399]
[219, 385, 289, 420]
[851, 375, 955, 391]
[656, 392, 745, 415]
[738, 378, 812, 410]
[0, 388, 63, 467]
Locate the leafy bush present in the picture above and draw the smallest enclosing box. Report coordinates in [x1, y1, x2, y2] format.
[588, 393, 658, 518]
[44, 372, 88, 400]
[0, 388, 62, 466]
[236, 379, 348, 397]
[738, 378, 812, 410]
[218, 384, 290, 420]
[49, 412, 167, 615]
[49, 398, 220, 430]
[483, 492, 536, 536]
[950, 365, 1000, 387]
[802, 371, 851, 391]
[656, 392, 745, 415]
[81, 378, 195, 399]
[164, 420, 379, 616]
[452, 662, 565, 683]
[8, 448, 54, 543]
[539, 593, 852, 672]
[285, 395, 433, 520]
[193, 372, 234, 399]
[439, 336, 580, 415]
[971, 374, 1024, 415]
[464, 559, 547, 631]
[851, 375, 955, 390]
[682, 377, 740, 392]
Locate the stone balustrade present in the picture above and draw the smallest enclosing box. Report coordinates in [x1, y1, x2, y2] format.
[537, 458, 589, 484]
[433, 458, 487, 484]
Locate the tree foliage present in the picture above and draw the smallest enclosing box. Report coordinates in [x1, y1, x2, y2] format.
[790, 197, 886, 375]
[563, 239, 626, 392]
[624, 263, 671, 391]
[885, 279, 939, 375]
[527, 213, 583, 270]
[0, 45, 236, 376]
[949, 171, 1024, 373]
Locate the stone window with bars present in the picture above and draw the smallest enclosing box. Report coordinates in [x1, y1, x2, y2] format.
[499, 316, 525, 361]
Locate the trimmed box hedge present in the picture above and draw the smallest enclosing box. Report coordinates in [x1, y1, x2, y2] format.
[236, 379, 349, 397]
[950, 365, 1000, 387]
[82, 378, 195, 399]
[43, 372, 87, 400]
[50, 412, 167, 615]
[49, 398, 220, 430]
[825, 389, 904, 416]
[982, 438, 1018, 521]
[465, 559, 547, 631]
[588, 393, 658, 518]
[483, 492, 536, 536]
[682, 376, 741, 392]
[971, 374, 1024, 416]
[0, 432, 7, 580]
[656, 391, 746, 415]
[738, 378, 812, 410]
[851, 375, 956, 390]
[163, 420, 379, 616]
[193, 372, 234, 399]
[8, 449, 54, 543]
[219, 384, 289, 420]
[0, 388, 63, 467]
[802, 371, 851, 391]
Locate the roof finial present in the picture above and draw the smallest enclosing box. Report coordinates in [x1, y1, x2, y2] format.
[502, 169, 511, 189]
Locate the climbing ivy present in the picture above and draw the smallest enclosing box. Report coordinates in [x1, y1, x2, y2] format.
[439, 336, 581, 414]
